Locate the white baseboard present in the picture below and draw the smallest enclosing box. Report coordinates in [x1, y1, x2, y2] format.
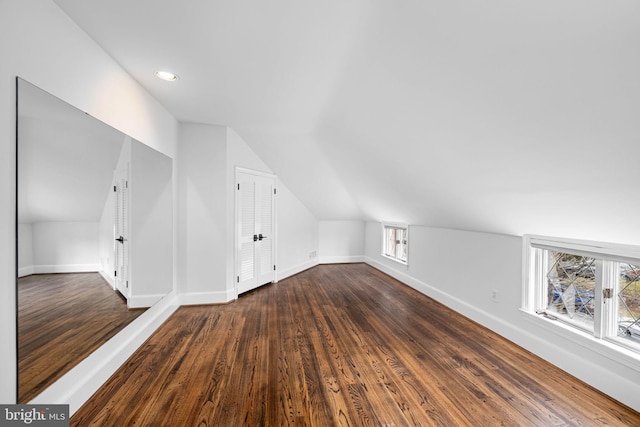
[19, 264, 101, 277]
[98, 270, 115, 289]
[32, 264, 100, 274]
[364, 256, 518, 336]
[277, 259, 319, 282]
[179, 290, 234, 305]
[30, 291, 180, 415]
[18, 266, 34, 277]
[364, 255, 586, 358]
[128, 293, 167, 309]
[319, 255, 364, 264]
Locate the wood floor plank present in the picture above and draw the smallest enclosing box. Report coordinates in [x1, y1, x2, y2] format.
[72, 264, 640, 426]
[18, 273, 145, 403]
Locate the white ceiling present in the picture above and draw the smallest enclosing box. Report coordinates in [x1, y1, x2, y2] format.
[52, 0, 640, 244]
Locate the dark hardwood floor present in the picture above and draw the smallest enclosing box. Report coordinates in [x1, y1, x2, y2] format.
[72, 264, 640, 426]
[18, 272, 145, 403]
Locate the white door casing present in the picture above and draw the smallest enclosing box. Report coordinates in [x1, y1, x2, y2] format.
[236, 168, 276, 295]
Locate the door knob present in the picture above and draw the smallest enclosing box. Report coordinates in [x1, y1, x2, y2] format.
[259, 234, 265, 241]
[253, 234, 258, 242]
[115, 236, 125, 243]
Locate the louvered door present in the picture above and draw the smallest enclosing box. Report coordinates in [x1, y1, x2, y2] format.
[114, 167, 129, 298]
[236, 170, 276, 295]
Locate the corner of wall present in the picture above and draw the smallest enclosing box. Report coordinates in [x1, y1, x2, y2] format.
[318, 220, 366, 263]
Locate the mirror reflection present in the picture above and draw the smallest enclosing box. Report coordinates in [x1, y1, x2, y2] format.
[17, 78, 173, 403]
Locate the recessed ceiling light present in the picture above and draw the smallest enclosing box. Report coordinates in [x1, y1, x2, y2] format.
[155, 71, 179, 81]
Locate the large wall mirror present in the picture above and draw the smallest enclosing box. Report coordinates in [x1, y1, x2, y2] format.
[16, 78, 173, 403]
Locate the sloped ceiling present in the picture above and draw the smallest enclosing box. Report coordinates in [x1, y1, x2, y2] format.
[18, 79, 125, 224]
[53, 0, 640, 244]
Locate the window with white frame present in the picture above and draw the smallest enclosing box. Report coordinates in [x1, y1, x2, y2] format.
[523, 235, 640, 352]
[382, 223, 408, 265]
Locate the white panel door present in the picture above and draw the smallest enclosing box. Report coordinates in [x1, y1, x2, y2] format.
[236, 170, 276, 295]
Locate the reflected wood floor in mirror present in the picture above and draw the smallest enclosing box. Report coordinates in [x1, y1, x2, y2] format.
[72, 264, 640, 426]
[18, 273, 145, 403]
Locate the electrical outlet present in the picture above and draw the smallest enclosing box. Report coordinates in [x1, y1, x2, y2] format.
[309, 250, 317, 259]
[491, 289, 499, 303]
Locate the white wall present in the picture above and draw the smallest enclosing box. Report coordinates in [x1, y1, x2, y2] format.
[31, 221, 100, 273]
[17, 223, 34, 277]
[177, 123, 228, 303]
[276, 183, 319, 279]
[319, 220, 365, 264]
[0, 0, 179, 403]
[20, 221, 102, 276]
[129, 141, 173, 307]
[364, 222, 640, 411]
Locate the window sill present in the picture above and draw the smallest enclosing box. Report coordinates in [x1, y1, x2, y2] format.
[520, 308, 640, 372]
[381, 254, 408, 268]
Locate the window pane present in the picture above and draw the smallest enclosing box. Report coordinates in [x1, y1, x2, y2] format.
[398, 228, 407, 262]
[546, 251, 596, 330]
[618, 263, 640, 342]
[385, 228, 396, 258]
[394, 229, 402, 259]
